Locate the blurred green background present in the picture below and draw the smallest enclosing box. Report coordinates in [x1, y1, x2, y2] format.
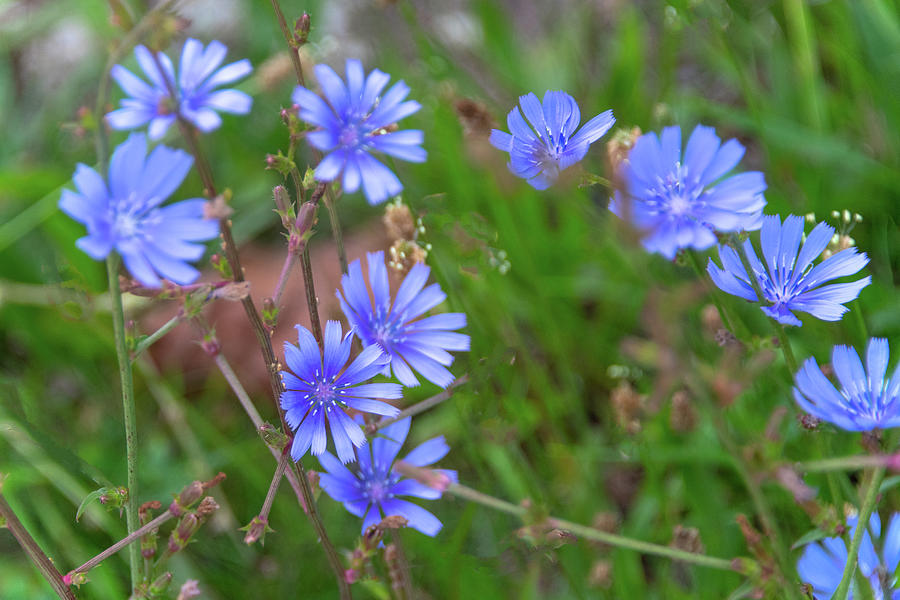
[2, 0, 900, 598]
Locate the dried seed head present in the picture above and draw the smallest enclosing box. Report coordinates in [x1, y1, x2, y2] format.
[388, 239, 428, 274]
[454, 98, 494, 137]
[588, 560, 613, 589]
[606, 126, 642, 183]
[383, 201, 417, 241]
[611, 381, 642, 434]
[670, 390, 697, 433]
[670, 524, 704, 555]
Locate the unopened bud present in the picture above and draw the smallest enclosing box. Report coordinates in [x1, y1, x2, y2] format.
[169, 514, 200, 553]
[294, 12, 311, 44]
[149, 572, 173, 595]
[259, 423, 288, 450]
[171, 481, 204, 515]
[176, 579, 201, 600]
[669, 390, 697, 433]
[200, 338, 220, 356]
[670, 524, 704, 555]
[344, 568, 359, 584]
[203, 195, 233, 220]
[606, 126, 642, 182]
[798, 413, 820, 430]
[242, 515, 270, 545]
[262, 297, 279, 329]
[273, 185, 293, 229]
[63, 572, 88, 587]
[588, 560, 613, 589]
[213, 281, 251, 302]
[210, 254, 233, 279]
[295, 201, 317, 237]
[611, 381, 642, 434]
[363, 524, 385, 550]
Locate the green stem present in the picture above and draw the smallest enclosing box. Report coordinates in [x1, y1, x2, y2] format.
[833, 466, 886, 600]
[131, 314, 181, 360]
[446, 482, 742, 572]
[106, 255, 140, 590]
[797, 454, 890, 473]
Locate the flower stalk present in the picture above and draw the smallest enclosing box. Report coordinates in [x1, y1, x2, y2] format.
[107, 254, 141, 589]
[833, 466, 886, 600]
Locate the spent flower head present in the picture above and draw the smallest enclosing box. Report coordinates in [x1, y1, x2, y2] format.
[610, 125, 766, 259]
[337, 251, 469, 388]
[280, 321, 402, 464]
[107, 39, 252, 139]
[797, 512, 900, 599]
[489, 91, 615, 190]
[318, 417, 456, 536]
[794, 338, 900, 432]
[59, 133, 218, 287]
[707, 214, 871, 326]
[292, 59, 425, 205]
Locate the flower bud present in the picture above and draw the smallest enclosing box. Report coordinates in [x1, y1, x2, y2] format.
[176, 580, 201, 600]
[242, 515, 270, 545]
[294, 12, 311, 44]
[259, 423, 288, 451]
[149, 572, 172, 596]
[273, 185, 293, 229]
[169, 514, 199, 553]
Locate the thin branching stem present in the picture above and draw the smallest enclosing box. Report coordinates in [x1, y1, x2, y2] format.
[0, 489, 76, 599]
[368, 375, 469, 434]
[834, 466, 886, 600]
[433, 477, 744, 573]
[106, 255, 141, 589]
[69, 511, 173, 578]
[131, 314, 181, 360]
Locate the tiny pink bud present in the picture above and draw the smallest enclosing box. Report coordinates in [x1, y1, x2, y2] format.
[344, 568, 359, 584]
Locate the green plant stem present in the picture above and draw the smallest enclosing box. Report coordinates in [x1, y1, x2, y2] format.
[444, 481, 742, 572]
[131, 314, 181, 359]
[797, 454, 892, 473]
[834, 466, 886, 600]
[0, 489, 76, 599]
[732, 237, 798, 374]
[367, 374, 469, 434]
[106, 255, 140, 590]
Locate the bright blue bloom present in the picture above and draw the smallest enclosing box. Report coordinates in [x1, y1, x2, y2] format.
[59, 133, 218, 287]
[797, 512, 900, 599]
[337, 251, 469, 389]
[318, 416, 456, 536]
[107, 38, 252, 139]
[609, 125, 766, 259]
[280, 321, 403, 464]
[292, 59, 425, 205]
[794, 338, 900, 431]
[707, 214, 871, 326]
[489, 91, 614, 190]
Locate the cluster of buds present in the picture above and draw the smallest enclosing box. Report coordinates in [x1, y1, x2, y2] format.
[345, 516, 409, 585]
[383, 199, 430, 274]
[805, 210, 863, 259]
[76, 486, 129, 522]
[167, 496, 220, 555]
[169, 473, 226, 517]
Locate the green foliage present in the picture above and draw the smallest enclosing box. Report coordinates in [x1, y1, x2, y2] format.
[1, 0, 899, 598]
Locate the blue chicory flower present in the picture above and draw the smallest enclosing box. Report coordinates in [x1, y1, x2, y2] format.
[797, 512, 900, 599]
[59, 133, 218, 287]
[609, 125, 766, 259]
[337, 251, 469, 389]
[707, 214, 871, 326]
[292, 59, 425, 205]
[794, 338, 900, 431]
[107, 38, 253, 139]
[318, 416, 456, 536]
[280, 321, 403, 464]
[489, 91, 615, 190]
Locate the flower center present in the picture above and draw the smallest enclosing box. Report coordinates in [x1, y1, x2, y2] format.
[339, 124, 362, 148]
[652, 163, 702, 218]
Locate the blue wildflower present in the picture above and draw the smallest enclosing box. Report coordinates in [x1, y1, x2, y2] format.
[609, 125, 766, 259]
[489, 91, 614, 190]
[58, 133, 218, 287]
[318, 417, 456, 536]
[707, 214, 871, 326]
[337, 251, 469, 389]
[107, 38, 252, 139]
[280, 321, 403, 464]
[292, 59, 425, 205]
[794, 338, 900, 431]
[797, 512, 900, 599]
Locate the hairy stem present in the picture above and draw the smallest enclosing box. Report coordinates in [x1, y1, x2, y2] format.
[367, 375, 469, 434]
[439, 478, 743, 572]
[0, 489, 76, 599]
[106, 255, 140, 589]
[69, 510, 173, 578]
[834, 466, 886, 600]
[131, 313, 181, 359]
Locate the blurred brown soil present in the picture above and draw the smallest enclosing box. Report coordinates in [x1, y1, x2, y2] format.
[142, 225, 390, 396]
